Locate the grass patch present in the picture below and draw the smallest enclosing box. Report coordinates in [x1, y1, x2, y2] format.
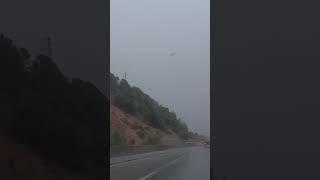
[131, 123, 144, 131]
[136, 130, 145, 139]
[111, 130, 126, 146]
[145, 136, 160, 145]
[131, 122, 139, 129]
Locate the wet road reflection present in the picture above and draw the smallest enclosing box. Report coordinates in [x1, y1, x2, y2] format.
[151, 146, 210, 180]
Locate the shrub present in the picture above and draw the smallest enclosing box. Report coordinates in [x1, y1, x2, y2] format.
[130, 139, 135, 145]
[136, 130, 145, 139]
[111, 131, 126, 146]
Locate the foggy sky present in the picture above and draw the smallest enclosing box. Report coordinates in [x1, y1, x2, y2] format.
[111, 0, 210, 136]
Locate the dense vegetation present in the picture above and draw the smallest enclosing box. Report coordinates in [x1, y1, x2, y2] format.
[110, 73, 191, 140]
[0, 34, 107, 176]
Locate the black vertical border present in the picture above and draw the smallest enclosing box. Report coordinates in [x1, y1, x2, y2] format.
[211, 0, 215, 179]
[107, 0, 111, 178]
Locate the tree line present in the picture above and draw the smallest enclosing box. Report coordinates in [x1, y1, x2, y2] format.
[110, 73, 195, 140]
[0, 34, 107, 176]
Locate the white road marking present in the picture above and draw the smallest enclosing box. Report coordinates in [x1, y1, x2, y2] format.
[110, 152, 177, 168]
[138, 154, 185, 180]
[110, 149, 180, 168]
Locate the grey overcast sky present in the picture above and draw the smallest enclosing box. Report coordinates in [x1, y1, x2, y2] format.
[111, 0, 210, 136]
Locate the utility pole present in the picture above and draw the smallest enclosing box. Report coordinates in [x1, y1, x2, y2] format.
[47, 37, 52, 58]
[124, 73, 127, 80]
[41, 36, 53, 58]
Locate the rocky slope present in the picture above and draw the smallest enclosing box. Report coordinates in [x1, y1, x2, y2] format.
[110, 104, 182, 146]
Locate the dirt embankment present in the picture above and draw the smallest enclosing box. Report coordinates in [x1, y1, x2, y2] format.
[159, 129, 183, 145]
[110, 104, 182, 146]
[0, 137, 93, 180]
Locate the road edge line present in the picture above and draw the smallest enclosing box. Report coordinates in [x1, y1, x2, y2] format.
[110, 149, 179, 167]
[138, 153, 186, 180]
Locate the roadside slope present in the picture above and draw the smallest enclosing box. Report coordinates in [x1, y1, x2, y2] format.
[0, 137, 91, 180]
[110, 104, 182, 146]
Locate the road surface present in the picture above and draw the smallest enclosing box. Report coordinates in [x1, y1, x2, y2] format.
[110, 146, 210, 180]
[152, 146, 210, 180]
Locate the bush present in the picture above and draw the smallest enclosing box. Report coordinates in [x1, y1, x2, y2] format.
[136, 130, 145, 139]
[146, 136, 160, 145]
[111, 130, 126, 146]
[130, 139, 135, 145]
[131, 123, 139, 130]
[123, 119, 130, 126]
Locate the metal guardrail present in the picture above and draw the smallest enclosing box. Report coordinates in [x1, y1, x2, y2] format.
[110, 144, 196, 158]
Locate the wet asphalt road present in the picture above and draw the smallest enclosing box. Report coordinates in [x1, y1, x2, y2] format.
[151, 146, 210, 180]
[110, 146, 210, 180]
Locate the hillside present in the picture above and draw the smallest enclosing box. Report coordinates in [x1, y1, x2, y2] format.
[110, 104, 182, 146]
[0, 34, 106, 179]
[110, 72, 197, 146]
